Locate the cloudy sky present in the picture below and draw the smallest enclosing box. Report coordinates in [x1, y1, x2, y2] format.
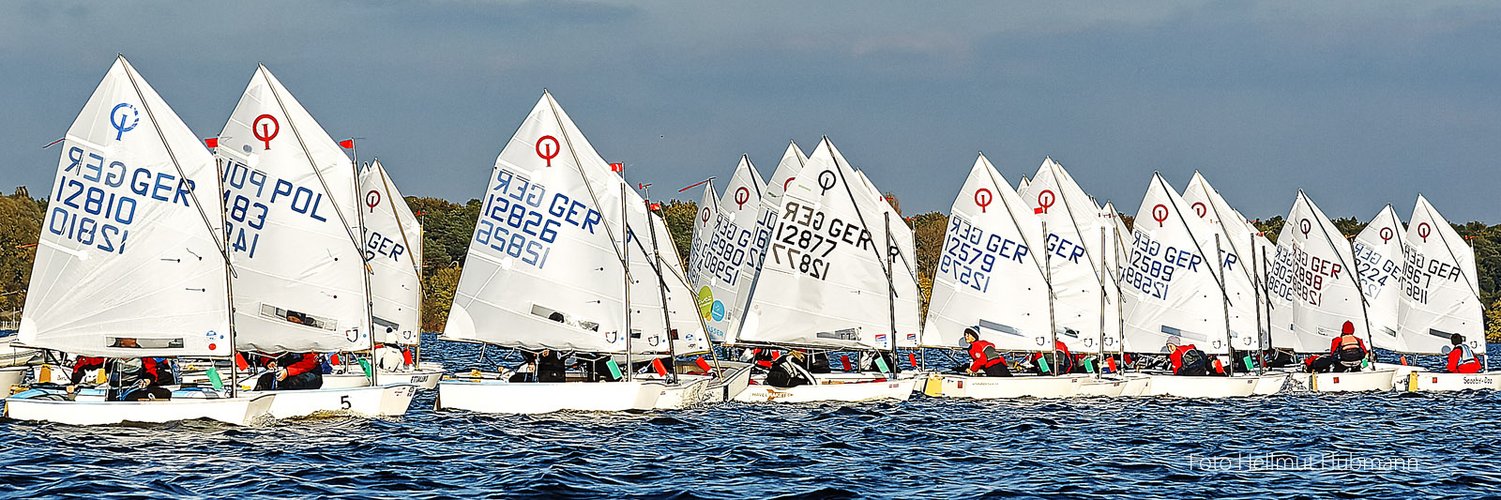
[3, 1, 1498, 222]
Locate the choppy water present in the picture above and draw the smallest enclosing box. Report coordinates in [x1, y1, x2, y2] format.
[2, 336, 1499, 498]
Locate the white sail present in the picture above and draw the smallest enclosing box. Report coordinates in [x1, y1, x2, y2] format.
[20, 56, 230, 358]
[762, 142, 807, 208]
[1352, 204, 1405, 350]
[734, 138, 894, 350]
[689, 156, 767, 342]
[359, 160, 423, 345]
[1181, 172, 1260, 352]
[853, 170, 922, 348]
[1121, 174, 1230, 355]
[1397, 196, 1484, 355]
[922, 154, 1051, 351]
[216, 65, 367, 353]
[684, 180, 718, 290]
[1265, 192, 1369, 353]
[444, 91, 638, 352]
[1020, 158, 1108, 352]
[623, 192, 705, 355]
[1017, 175, 1031, 192]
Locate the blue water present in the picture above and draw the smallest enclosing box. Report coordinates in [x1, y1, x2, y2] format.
[1, 335, 1498, 498]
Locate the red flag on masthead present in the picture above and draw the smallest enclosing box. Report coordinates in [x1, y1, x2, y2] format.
[339, 139, 356, 149]
[609, 162, 624, 172]
[204, 137, 219, 148]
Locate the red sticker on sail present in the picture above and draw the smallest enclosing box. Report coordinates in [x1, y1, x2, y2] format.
[1151, 204, 1168, 227]
[974, 188, 993, 213]
[536, 135, 560, 166]
[1035, 190, 1055, 214]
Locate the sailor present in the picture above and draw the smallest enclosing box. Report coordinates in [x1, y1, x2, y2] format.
[1026, 340, 1073, 375]
[534, 349, 567, 382]
[67, 355, 106, 387]
[858, 350, 899, 373]
[765, 349, 816, 388]
[743, 348, 779, 373]
[1308, 321, 1367, 373]
[98, 338, 171, 401]
[1164, 338, 1210, 376]
[962, 328, 1011, 377]
[253, 352, 325, 390]
[1446, 334, 1483, 374]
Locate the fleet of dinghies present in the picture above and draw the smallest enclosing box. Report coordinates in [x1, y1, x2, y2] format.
[0, 56, 1493, 425]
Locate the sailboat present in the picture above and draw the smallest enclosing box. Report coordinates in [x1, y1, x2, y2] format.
[1121, 174, 1281, 397]
[1181, 172, 1288, 395]
[729, 138, 919, 403]
[1395, 196, 1494, 391]
[438, 91, 733, 414]
[3, 56, 274, 426]
[1267, 192, 1396, 392]
[357, 159, 444, 390]
[215, 65, 417, 418]
[922, 154, 1085, 399]
[1018, 158, 1135, 395]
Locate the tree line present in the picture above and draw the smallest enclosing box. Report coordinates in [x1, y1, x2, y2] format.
[2, 190, 1498, 340]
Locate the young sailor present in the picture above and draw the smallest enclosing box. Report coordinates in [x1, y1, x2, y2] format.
[1307, 321, 1367, 373]
[1447, 334, 1483, 374]
[963, 328, 1012, 377]
[253, 352, 325, 390]
[1165, 338, 1211, 376]
[1025, 340, 1073, 375]
[765, 349, 816, 388]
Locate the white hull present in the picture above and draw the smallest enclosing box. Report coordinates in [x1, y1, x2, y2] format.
[3, 389, 274, 426]
[651, 365, 754, 409]
[1306, 369, 1397, 393]
[930, 374, 1084, 399]
[0, 366, 26, 393]
[378, 362, 445, 390]
[1252, 372, 1290, 396]
[0, 337, 39, 368]
[732, 378, 917, 403]
[1144, 374, 1278, 398]
[436, 379, 666, 414]
[1077, 376, 1129, 397]
[247, 385, 417, 419]
[1120, 374, 1152, 396]
[1403, 371, 1501, 392]
[1373, 362, 1423, 390]
[320, 372, 373, 389]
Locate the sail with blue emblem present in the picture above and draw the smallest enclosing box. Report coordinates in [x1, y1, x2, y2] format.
[21, 56, 230, 357]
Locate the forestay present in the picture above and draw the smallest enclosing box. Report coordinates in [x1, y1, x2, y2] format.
[922, 154, 1050, 351]
[1397, 196, 1484, 355]
[444, 91, 635, 353]
[1181, 172, 1259, 352]
[1021, 158, 1109, 352]
[1265, 192, 1369, 353]
[734, 139, 893, 350]
[360, 160, 423, 345]
[21, 56, 230, 358]
[1352, 204, 1405, 350]
[215, 65, 366, 353]
[1121, 174, 1229, 355]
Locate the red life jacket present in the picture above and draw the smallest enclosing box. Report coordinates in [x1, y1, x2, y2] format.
[968, 340, 1003, 372]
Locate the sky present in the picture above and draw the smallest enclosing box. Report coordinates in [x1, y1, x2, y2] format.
[3, 1, 1499, 223]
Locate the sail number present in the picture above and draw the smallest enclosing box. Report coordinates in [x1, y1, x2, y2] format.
[47, 145, 201, 254]
[1352, 241, 1401, 299]
[1123, 230, 1203, 300]
[476, 168, 603, 269]
[1399, 242, 1463, 305]
[937, 215, 1030, 293]
[1266, 243, 1338, 306]
[768, 200, 875, 281]
[220, 159, 334, 259]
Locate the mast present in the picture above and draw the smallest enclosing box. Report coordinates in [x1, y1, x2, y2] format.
[1217, 235, 1234, 376]
[1096, 226, 1107, 378]
[645, 203, 679, 382]
[1252, 231, 1264, 374]
[621, 180, 632, 381]
[1044, 220, 1058, 375]
[885, 212, 897, 375]
[120, 57, 239, 395]
[350, 148, 377, 385]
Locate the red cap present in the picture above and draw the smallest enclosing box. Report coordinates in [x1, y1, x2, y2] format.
[1342, 321, 1355, 334]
